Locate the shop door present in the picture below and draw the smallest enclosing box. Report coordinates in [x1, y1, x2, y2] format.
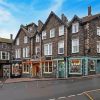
[96, 60, 100, 74]
[58, 62, 65, 78]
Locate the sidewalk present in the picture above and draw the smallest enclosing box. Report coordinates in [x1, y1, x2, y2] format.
[4, 74, 100, 84]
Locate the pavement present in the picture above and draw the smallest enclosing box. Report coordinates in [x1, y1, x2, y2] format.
[3, 74, 100, 84]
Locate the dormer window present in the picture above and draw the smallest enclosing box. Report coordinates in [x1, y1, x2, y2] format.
[28, 27, 32, 32]
[42, 31, 46, 40]
[72, 22, 79, 33]
[24, 36, 28, 43]
[16, 38, 19, 45]
[59, 25, 64, 36]
[36, 34, 40, 42]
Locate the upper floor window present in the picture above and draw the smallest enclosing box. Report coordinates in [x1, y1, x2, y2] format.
[23, 46, 29, 58]
[50, 28, 55, 38]
[59, 25, 64, 36]
[24, 36, 28, 43]
[97, 27, 100, 36]
[15, 49, 21, 58]
[0, 51, 10, 60]
[42, 31, 46, 40]
[97, 41, 100, 53]
[72, 38, 79, 53]
[35, 46, 40, 55]
[16, 38, 19, 45]
[36, 34, 40, 42]
[58, 40, 64, 54]
[28, 27, 32, 32]
[44, 43, 52, 55]
[72, 22, 79, 33]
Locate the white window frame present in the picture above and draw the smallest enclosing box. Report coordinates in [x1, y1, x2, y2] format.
[97, 27, 100, 36]
[23, 64, 30, 73]
[1, 51, 10, 60]
[16, 38, 19, 45]
[15, 49, 21, 58]
[42, 31, 46, 40]
[43, 62, 53, 73]
[72, 22, 79, 33]
[50, 28, 55, 38]
[72, 38, 79, 53]
[36, 34, 40, 42]
[44, 43, 52, 55]
[24, 36, 28, 43]
[23, 47, 29, 58]
[58, 40, 64, 54]
[59, 25, 64, 36]
[97, 41, 100, 53]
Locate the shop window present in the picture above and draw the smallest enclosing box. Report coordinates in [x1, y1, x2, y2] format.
[69, 59, 82, 74]
[23, 64, 30, 73]
[44, 62, 53, 73]
[88, 60, 96, 71]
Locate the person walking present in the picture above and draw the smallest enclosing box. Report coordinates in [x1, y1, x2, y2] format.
[0, 69, 8, 88]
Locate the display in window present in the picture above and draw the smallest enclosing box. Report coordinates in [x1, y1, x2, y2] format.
[70, 59, 81, 74]
[88, 60, 96, 71]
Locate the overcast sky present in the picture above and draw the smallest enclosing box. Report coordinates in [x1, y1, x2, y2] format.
[0, 0, 100, 39]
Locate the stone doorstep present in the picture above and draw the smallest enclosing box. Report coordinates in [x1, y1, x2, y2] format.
[3, 74, 100, 84]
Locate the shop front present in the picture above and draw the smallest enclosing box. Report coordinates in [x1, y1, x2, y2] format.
[53, 58, 66, 78]
[68, 58, 83, 77]
[11, 61, 22, 78]
[42, 60, 53, 78]
[68, 57, 97, 77]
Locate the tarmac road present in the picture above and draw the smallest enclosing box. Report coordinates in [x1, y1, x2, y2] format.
[0, 77, 100, 100]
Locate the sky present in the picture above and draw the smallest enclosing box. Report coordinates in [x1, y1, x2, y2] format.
[0, 0, 100, 39]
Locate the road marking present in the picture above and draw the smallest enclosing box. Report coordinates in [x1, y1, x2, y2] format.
[49, 99, 55, 100]
[84, 92, 94, 100]
[77, 93, 83, 96]
[58, 96, 66, 99]
[85, 89, 100, 93]
[68, 95, 76, 98]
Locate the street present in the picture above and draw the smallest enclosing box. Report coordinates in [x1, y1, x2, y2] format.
[0, 77, 100, 100]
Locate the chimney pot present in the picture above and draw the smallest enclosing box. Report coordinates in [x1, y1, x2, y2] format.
[10, 34, 13, 40]
[88, 6, 92, 16]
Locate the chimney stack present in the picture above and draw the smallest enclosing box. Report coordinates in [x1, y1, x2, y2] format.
[88, 6, 92, 16]
[10, 34, 13, 40]
[38, 20, 43, 32]
[61, 14, 68, 24]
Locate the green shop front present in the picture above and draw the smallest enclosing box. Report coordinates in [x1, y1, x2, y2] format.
[53, 58, 66, 78]
[66, 57, 98, 77]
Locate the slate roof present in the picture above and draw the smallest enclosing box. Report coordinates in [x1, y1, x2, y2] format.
[82, 13, 100, 23]
[0, 37, 13, 43]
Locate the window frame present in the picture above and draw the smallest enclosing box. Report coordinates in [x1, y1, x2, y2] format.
[72, 22, 79, 33]
[58, 40, 64, 54]
[59, 25, 64, 36]
[50, 28, 55, 38]
[44, 43, 52, 55]
[72, 38, 79, 53]
[42, 31, 46, 40]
